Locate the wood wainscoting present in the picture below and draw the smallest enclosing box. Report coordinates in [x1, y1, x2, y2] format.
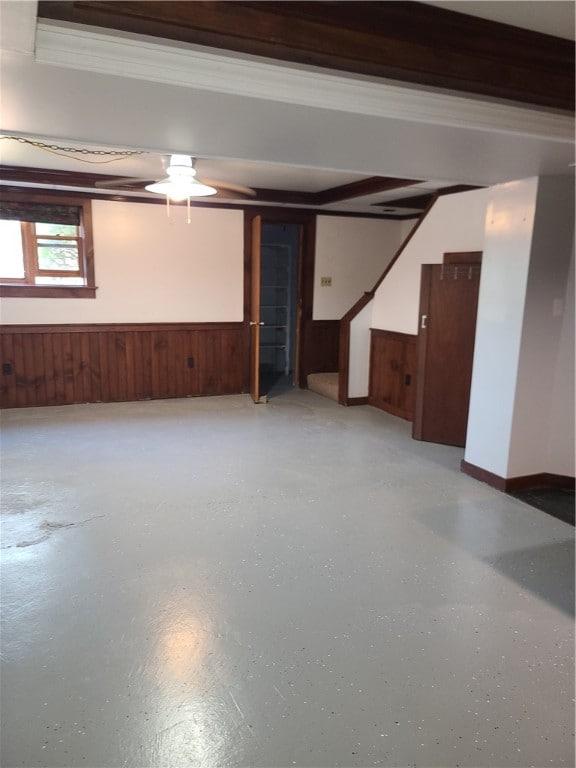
[368, 329, 417, 420]
[0, 323, 248, 409]
[300, 319, 339, 386]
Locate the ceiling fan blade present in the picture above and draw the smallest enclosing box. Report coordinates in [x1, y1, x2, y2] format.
[94, 177, 153, 189]
[199, 177, 256, 196]
[212, 187, 258, 200]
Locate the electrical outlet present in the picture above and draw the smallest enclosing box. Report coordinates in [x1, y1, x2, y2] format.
[2, 362, 12, 375]
[187, 356, 195, 368]
[320, 276, 332, 287]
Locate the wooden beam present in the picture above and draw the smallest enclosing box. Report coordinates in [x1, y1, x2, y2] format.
[374, 193, 434, 211]
[0, 165, 422, 209]
[373, 185, 483, 210]
[38, 1, 574, 111]
[1, 170, 418, 219]
[253, 177, 421, 206]
[314, 177, 421, 205]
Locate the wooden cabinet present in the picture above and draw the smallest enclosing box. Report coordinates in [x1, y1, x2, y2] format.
[368, 329, 417, 420]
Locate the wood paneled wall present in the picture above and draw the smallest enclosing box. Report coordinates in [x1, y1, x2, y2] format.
[369, 329, 417, 421]
[0, 323, 248, 409]
[300, 319, 339, 386]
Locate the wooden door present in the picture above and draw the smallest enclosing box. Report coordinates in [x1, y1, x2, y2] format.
[249, 215, 266, 403]
[413, 262, 481, 446]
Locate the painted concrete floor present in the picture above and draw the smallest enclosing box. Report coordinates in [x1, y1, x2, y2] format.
[1, 391, 574, 768]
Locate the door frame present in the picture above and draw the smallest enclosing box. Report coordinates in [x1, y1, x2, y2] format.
[244, 209, 316, 392]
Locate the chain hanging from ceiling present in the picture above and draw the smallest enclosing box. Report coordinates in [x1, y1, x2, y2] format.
[1, 135, 147, 164]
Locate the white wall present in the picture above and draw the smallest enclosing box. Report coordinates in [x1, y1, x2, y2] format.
[371, 189, 489, 333]
[465, 177, 575, 479]
[313, 216, 405, 320]
[507, 177, 575, 477]
[0, 201, 245, 324]
[1, 205, 409, 326]
[464, 180, 538, 477]
[348, 302, 373, 398]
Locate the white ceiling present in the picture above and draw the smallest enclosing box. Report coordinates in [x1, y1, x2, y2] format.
[0, 1, 574, 214]
[423, 1, 575, 40]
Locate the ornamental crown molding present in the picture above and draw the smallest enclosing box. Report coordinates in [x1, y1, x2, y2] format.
[35, 22, 573, 143]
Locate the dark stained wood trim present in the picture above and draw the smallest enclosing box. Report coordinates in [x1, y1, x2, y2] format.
[374, 193, 434, 211]
[249, 188, 319, 206]
[81, 192, 95, 292]
[2, 166, 421, 213]
[0, 285, 97, 298]
[461, 461, 508, 491]
[374, 185, 483, 210]
[437, 185, 484, 197]
[0, 173, 417, 221]
[412, 266, 432, 441]
[0, 187, 416, 220]
[0, 322, 244, 334]
[292, 209, 417, 222]
[0, 188, 95, 211]
[346, 396, 369, 406]
[443, 251, 483, 265]
[1, 165, 137, 189]
[370, 328, 415, 343]
[314, 177, 421, 206]
[38, 1, 574, 110]
[0, 181, 164, 207]
[461, 461, 576, 492]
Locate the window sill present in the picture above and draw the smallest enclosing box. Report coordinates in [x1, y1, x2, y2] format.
[0, 284, 97, 299]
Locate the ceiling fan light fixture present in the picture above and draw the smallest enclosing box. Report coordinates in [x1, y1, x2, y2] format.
[145, 178, 218, 201]
[145, 154, 218, 201]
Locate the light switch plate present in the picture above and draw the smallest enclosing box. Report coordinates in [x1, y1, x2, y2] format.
[320, 276, 332, 287]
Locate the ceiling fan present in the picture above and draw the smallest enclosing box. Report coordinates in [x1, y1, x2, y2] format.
[94, 154, 256, 200]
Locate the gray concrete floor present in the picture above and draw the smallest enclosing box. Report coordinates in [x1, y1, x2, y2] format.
[1, 390, 574, 768]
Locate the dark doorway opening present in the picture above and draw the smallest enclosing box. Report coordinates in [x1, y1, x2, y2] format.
[259, 223, 300, 398]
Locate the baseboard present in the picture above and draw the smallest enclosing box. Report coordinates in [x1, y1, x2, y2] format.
[505, 473, 575, 492]
[347, 397, 369, 406]
[461, 460, 575, 492]
[460, 461, 507, 490]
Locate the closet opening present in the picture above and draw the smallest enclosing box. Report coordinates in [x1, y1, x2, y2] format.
[257, 222, 301, 398]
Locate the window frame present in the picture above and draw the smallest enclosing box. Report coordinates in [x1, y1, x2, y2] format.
[0, 192, 96, 298]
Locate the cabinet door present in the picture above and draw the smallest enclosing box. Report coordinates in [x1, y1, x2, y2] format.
[369, 330, 417, 420]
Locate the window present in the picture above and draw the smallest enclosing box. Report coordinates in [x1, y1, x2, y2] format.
[0, 193, 95, 298]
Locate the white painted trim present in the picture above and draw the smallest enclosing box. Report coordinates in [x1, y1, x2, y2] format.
[35, 22, 574, 142]
[0, 0, 38, 55]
